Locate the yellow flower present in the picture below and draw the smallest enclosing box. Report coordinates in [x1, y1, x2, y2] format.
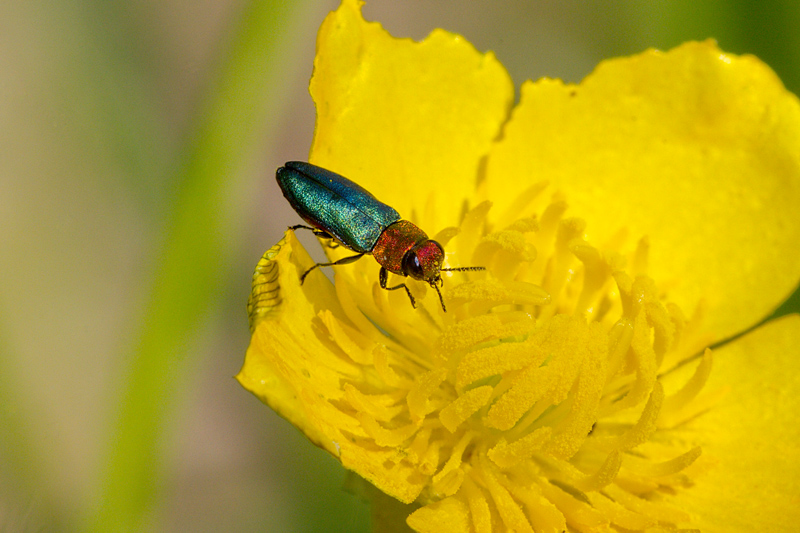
[238, 1, 800, 531]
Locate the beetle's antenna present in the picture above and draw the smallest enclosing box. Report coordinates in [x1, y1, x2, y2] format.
[441, 266, 485, 273]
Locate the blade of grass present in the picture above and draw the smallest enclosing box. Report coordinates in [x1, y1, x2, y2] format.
[86, 1, 307, 530]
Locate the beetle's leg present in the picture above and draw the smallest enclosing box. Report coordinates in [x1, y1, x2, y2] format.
[379, 267, 416, 308]
[290, 224, 340, 249]
[289, 224, 332, 240]
[300, 253, 364, 284]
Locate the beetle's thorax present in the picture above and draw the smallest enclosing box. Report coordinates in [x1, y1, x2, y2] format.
[372, 220, 443, 280]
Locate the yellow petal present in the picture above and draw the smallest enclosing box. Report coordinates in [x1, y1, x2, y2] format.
[666, 313, 800, 531]
[309, 0, 514, 230]
[406, 496, 470, 533]
[238, 234, 344, 453]
[484, 41, 800, 340]
[237, 232, 427, 503]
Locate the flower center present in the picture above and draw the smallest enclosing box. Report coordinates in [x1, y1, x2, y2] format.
[248, 188, 716, 531]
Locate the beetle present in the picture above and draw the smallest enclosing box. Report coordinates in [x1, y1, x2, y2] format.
[276, 161, 484, 312]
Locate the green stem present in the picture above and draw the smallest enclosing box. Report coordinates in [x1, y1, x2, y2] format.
[87, 1, 304, 530]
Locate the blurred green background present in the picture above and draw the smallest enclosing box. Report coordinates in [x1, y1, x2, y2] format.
[1, 1, 798, 531]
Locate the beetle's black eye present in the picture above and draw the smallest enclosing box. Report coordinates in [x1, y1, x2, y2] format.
[402, 250, 424, 280]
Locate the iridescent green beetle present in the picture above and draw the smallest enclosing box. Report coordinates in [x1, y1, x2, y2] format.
[277, 161, 483, 311]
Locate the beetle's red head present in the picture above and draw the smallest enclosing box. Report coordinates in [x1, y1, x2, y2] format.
[402, 240, 445, 283]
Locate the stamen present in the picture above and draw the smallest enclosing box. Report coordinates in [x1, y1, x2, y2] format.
[251, 192, 715, 531]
